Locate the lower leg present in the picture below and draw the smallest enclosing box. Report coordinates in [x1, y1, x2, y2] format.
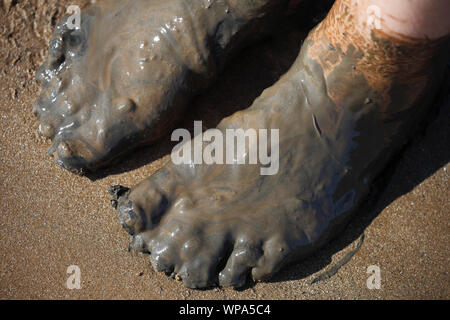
[358, 0, 450, 40]
[311, 0, 449, 117]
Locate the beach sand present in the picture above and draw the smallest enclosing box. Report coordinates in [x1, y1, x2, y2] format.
[0, 0, 448, 299]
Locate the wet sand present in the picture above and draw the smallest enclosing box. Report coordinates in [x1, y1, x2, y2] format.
[0, 0, 448, 299]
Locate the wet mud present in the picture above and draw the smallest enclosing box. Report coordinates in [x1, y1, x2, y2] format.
[109, 1, 449, 288]
[33, 0, 290, 173]
[1, 0, 448, 298]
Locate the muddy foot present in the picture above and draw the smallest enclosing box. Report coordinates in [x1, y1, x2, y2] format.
[110, 1, 449, 288]
[33, 0, 289, 173]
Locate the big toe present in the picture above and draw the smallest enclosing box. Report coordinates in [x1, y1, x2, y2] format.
[110, 184, 169, 235]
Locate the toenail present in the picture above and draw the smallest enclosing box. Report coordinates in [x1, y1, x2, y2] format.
[61, 100, 80, 116]
[180, 238, 201, 260]
[173, 196, 194, 213]
[57, 142, 72, 158]
[38, 123, 54, 138]
[78, 107, 91, 122]
[130, 234, 147, 252]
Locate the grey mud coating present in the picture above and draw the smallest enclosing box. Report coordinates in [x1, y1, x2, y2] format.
[33, 0, 289, 172]
[108, 0, 449, 288]
[35, 0, 449, 289]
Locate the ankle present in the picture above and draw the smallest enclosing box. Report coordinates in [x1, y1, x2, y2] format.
[306, 0, 449, 109]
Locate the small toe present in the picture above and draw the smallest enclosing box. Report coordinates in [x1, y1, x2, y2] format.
[149, 240, 178, 274]
[251, 238, 290, 282]
[178, 254, 219, 289]
[219, 243, 262, 288]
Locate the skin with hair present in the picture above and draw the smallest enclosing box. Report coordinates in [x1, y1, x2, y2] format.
[108, 0, 449, 288]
